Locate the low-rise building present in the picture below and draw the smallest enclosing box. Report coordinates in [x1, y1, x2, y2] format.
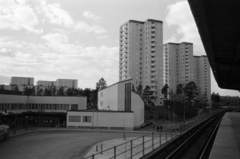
[67, 79, 145, 130]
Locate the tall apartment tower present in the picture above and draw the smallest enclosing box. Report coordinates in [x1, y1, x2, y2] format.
[193, 56, 211, 104]
[163, 42, 194, 93]
[119, 19, 163, 105]
[10, 77, 34, 86]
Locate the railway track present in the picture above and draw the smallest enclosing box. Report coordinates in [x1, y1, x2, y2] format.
[141, 111, 226, 159]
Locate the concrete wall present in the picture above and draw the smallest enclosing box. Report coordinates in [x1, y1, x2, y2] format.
[131, 92, 144, 128]
[98, 84, 118, 111]
[67, 111, 134, 130]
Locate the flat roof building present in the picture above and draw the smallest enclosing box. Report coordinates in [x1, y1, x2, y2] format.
[56, 79, 78, 88]
[37, 80, 56, 87]
[10, 77, 34, 86]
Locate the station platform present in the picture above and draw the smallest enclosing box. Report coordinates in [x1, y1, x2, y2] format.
[210, 112, 240, 159]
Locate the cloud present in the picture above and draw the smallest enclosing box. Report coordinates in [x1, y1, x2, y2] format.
[97, 35, 108, 39]
[0, 74, 11, 84]
[41, 33, 84, 54]
[0, 0, 42, 34]
[37, 2, 74, 27]
[0, 48, 16, 57]
[75, 21, 106, 34]
[36, 1, 106, 34]
[83, 11, 101, 21]
[165, 0, 205, 55]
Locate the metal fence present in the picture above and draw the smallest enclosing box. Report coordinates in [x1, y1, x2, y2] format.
[84, 110, 223, 159]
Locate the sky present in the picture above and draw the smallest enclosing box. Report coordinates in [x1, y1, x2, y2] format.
[0, 0, 239, 96]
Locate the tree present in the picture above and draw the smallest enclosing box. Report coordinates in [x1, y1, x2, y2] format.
[184, 81, 198, 109]
[66, 88, 74, 96]
[13, 86, 19, 95]
[136, 83, 143, 96]
[44, 88, 52, 96]
[161, 84, 169, 100]
[24, 86, 35, 96]
[142, 85, 154, 106]
[57, 87, 65, 96]
[51, 86, 57, 96]
[96, 78, 107, 91]
[132, 84, 136, 92]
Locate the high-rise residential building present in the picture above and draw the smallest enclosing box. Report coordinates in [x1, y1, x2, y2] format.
[163, 42, 211, 105]
[193, 55, 211, 104]
[56, 79, 78, 88]
[10, 77, 34, 86]
[37, 80, 56, 87]
[119, 19, 163, 105]
[163, 42, 194, 93]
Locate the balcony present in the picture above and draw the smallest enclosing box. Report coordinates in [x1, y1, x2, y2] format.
[151, 63, 155, 66]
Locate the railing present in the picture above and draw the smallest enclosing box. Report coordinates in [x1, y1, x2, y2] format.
[84, 109, 224, 159]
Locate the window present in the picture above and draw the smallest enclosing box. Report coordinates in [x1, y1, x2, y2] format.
[101, 92, 103, 97]
[69, 116, 81, 122]
[100, 101, 103, 106]
[83, 116, 91, 122]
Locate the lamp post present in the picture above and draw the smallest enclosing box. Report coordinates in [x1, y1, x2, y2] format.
[25, 116, 28, 131]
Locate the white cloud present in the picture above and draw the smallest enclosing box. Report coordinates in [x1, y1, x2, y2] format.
[75, 21, 106, 34]
[0, 0, 42, 34]
[165, 1, 205, 55]
[38, 2, 74, 27]
[83, 11, 101, 21]
[97, 35, 108, 39]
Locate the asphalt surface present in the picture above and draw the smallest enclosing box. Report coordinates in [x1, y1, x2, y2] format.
[0, 130, 148, 159]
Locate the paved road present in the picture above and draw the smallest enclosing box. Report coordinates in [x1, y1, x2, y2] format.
[0, 130, 148, 159]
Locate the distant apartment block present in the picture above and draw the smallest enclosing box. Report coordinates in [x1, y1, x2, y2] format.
[10, 77, 34, 86]
[193, 55, 211, 103]
[163, 43, 211, 104]
[163, 42, 194, 93]
[56, 79, 78, 88]
[119, 19, 163, 105]
[37, 80, 56, 87]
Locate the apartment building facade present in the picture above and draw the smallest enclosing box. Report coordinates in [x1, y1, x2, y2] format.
[163, 43, 211, 104]
[193, 56, 211, 104]
[119, 19, 163, 105]
[10, 77, 34, 86]
[163, 42, 194, 93]
[37, 80, 56, 87]
[56, 79, 78, 89]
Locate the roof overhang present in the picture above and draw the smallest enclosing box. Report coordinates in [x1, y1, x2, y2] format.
[188, 0, 240, 90]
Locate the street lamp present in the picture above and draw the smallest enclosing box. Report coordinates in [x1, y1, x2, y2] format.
[25, 116, 28, 131]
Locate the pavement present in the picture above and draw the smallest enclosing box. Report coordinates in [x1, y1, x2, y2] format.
[210, 112, 240, 159]
[5, 126, 178, 159]
[9, 126, 157, 138]
[84, 135, 174, 159]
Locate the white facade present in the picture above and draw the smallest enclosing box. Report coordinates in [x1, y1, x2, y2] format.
[119, 19, 163, 105]
[10, 77, 34, 86]
[56, 79, 78, 88]
[98, 79, 144, 128]
[67, 111, 134, 130]
[0, 94, 87, 113]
